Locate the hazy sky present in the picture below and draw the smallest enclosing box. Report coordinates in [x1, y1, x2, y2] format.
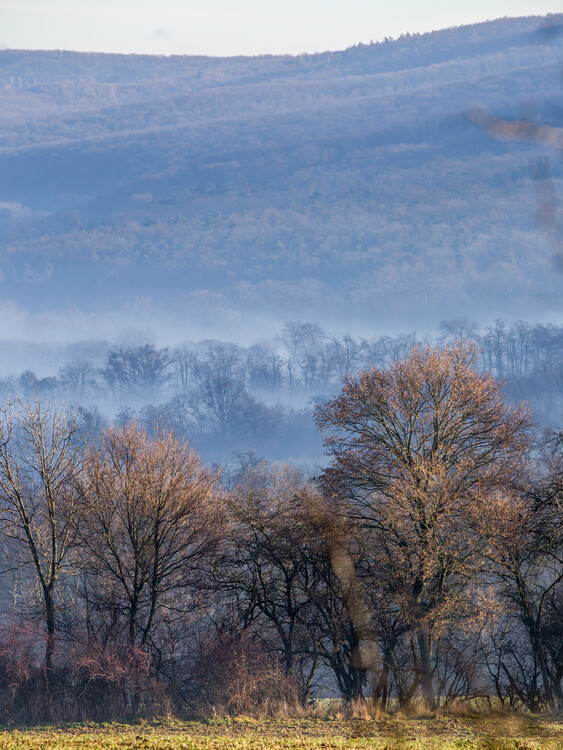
[1, 1, 561, 56]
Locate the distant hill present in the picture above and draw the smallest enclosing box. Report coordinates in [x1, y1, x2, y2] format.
[1, 15, 563, 340]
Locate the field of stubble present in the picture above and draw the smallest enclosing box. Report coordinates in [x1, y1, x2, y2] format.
[0, 715, 562, 749]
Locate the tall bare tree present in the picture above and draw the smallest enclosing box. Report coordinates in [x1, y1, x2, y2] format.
[475, 432, 563, 710]
[212, 463, 327, 702]
[79, 424, 219, 651]
[0, 399, 84, 673]
[316, 343, 532, 709]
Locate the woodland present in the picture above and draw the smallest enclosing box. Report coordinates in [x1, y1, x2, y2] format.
[0, 13, 562, 731]
[0, 342, 561, 723]
[0, 317, 561, 462]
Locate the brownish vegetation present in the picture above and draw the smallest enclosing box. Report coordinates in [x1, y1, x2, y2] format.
[0, 715, 562, 749]
[0, 344, 561, 724]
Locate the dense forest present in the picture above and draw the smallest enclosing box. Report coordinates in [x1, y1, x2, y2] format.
[0, 15, 563, 335]
[0, 343, 561, 722]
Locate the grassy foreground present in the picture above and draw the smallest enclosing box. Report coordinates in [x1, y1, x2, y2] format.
[0, 715, 562, 750]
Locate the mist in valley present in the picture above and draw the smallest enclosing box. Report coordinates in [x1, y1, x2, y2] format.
[0, 316, 559, 467]
[2, 11, 563, 723]
[0, 14, 563, 464]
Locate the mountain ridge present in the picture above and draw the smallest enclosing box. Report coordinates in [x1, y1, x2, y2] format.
[0, 14, 562, 339]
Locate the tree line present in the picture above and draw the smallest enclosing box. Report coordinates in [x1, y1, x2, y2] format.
[0, 318, 561, 462]
[0, 341, 561, 722]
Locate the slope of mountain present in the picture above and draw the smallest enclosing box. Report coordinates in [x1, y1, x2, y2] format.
[1, 15, 562, 337]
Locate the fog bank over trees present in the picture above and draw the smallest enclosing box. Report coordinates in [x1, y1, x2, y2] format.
[2, 12, 563, 726]
[1, 15, 563, 333]
[0, 317, 559, 463]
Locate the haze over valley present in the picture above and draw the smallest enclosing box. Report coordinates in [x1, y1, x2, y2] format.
[2, 10, 563, 726]
[0, 14, 562, 459]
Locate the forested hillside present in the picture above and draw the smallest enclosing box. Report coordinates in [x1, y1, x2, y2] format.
[1, 20, 563, 721]
[1, 15, 563, 335]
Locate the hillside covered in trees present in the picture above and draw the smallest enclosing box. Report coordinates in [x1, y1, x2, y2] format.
[1, 16, 563, 724]
[1, 15, 563, 337]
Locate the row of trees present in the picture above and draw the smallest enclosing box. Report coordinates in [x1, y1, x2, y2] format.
[7, 319, 563, 401]
[6, 329, 413, 401]
[1, 319, 562, 461]
[0, 343, 561, 721]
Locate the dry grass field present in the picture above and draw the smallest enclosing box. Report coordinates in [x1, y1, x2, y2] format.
[0, 715, 562, 749]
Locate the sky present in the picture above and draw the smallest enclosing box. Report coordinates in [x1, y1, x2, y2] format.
[1, 0, 562, 57]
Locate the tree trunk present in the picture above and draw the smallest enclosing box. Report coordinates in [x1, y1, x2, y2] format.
[532, 626, 555, 710]
[417, 627, 436, 711]
[44, 587, 56, 674]
[129, 595, 138, 646]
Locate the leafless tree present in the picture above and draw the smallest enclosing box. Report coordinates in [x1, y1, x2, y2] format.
[316, 343, 532, 709]
[475, 433, 563, 710]
[58, 359, 100, 398]
[171, 343, 201, 393]
[0, 399, 84, 673]
[214, 462, 325, 702]
[78, 424, 220, 652]
[102, 345, 174, 399]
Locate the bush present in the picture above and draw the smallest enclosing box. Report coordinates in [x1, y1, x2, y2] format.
[187, 630, 299, 717]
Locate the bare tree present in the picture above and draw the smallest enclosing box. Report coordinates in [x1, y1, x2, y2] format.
[171, 344, 201, 393]
[214, 463, 324, 702]
[280, 322, 327, 390]
[102, 345, 174, 399]
[329, 334, 368, 381]
[246, 343, 284, 391]
[0, 399, 84, 673]
[79, 424, 219, 651]
[58, 359, 100, 398]
[475, 433, 563, 710]
[316, 343, 532, 710]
